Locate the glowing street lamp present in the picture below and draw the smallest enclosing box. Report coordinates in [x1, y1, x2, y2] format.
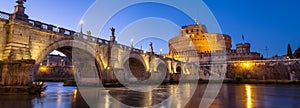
[243, 63, 250, 69]
[80, 20, 84, 25]
[240, 62, 252, 69]
[160, 48, 163, 54]
[39, 66, 48, 73]
[79, 20, 84, 33]
[241, 62, 253, 79]
[130, 38, 134, 47]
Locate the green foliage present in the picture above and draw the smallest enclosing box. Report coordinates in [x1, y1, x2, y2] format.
[287, 44, 294, 59]
[294, 47, 300, 58]
[235, 76, 243, 82]
[260, 55, 265, 60]
[27, 82, 47, 95]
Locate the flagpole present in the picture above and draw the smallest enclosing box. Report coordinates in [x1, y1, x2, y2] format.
[242, 34, 245, 44]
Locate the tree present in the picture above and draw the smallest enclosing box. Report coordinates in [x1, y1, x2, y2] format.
[260, 55, 265, 60]
[294, 47, 300, 58]
[287, 44, 293, 59]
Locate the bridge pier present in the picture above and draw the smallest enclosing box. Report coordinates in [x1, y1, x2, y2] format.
[0, 60, 35, 86]
[103, 70, 118, 83]
[112, 68, 125, 82]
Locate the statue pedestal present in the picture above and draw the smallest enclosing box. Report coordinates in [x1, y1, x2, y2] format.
[10, 5, 29, 22]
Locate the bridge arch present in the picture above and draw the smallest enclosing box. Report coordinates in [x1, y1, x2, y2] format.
[149, 57, 168, 72]
[36, 40, 97, 63]
[172, 62, 182, 74]
[35, 39, 105, 81]
[176, 66, 182, 73]
[122, 52, 149, 81]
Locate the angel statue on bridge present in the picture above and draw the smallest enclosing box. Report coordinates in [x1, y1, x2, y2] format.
[110, 27, 115, 36]
[16, 0, 26, 5]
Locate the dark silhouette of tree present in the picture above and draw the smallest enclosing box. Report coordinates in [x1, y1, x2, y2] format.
[287, 44, 293, 59]
[260, 55, 265, 60]
[294, 47, 300, 58]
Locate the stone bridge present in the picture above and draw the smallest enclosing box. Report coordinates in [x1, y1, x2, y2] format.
[0, 5, 199, 86]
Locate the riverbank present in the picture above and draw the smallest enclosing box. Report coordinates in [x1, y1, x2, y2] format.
[230, 80, 300, 84]
[34, 78, 76, 86]
[34, 78, 74, 82]
[198, 79, 300, 85]
[0, 82, 46, 95]
[0, 86, 29, 95]
[60, 79, 300, 87]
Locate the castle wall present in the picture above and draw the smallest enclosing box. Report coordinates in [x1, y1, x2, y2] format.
[227, 61, 300, 80]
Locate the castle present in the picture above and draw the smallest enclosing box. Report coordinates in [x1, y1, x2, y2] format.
[165, 22, 261, 62]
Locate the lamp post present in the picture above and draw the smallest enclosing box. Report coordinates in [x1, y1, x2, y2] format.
[130, 38, 134, 48]
[160, 48, 163, 55]
[79, 20, 84, 34]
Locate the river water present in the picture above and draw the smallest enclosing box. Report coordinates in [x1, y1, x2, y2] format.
[1, 82, 300, 108]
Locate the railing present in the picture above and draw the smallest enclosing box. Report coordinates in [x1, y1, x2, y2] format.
[30, 18, 151, 55]
[0, 11, 10, 20]
[0, 11, 152, 56]
[115, 44, 145, 53]
[28, 18, 151, 52]
[27, 19, 111, 44]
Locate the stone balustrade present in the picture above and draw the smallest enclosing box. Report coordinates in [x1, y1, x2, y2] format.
[0, 10, 153, 58]
[0, 11, 10, 20]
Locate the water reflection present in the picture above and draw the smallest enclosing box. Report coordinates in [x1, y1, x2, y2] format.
[56, 83, 62, 108]
[108, 88, 170, 107]
[1, 83, 300, 108]
[34, 82, 77, 108]
[104, 94, 110, 108]
[245, 85, 252, 108]
[72, 89, 77, 103]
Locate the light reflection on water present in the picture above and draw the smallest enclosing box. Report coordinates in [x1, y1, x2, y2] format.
[0, 82, 300, 108]
[33, 82, 76, 108]
[245, 85, 252, 108]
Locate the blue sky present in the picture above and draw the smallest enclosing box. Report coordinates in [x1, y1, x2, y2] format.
[0, 0, 299, 57]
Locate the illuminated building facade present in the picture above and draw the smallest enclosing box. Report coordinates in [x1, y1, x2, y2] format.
[167, 23, 260, 62]
[41, 54, 72, 67]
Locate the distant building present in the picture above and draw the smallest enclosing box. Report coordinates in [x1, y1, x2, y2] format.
[269, 55, 288, 60]
[41, 54, 72, 67]
[165, 23, 260, 62]
[37, 54, 74, 80]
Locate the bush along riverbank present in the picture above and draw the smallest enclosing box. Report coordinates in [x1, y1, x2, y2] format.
[28, 82, 47, 95]
[223, 80, 300, 84]
[0, 82, 47, 95]
[34, 78, 74, 82]
[36, 78, 300, 87]
[198, 77, 300, 85]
